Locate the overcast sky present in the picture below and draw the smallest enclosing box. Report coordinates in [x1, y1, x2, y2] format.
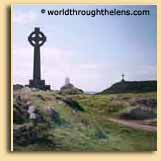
[13, 5, 157, 92]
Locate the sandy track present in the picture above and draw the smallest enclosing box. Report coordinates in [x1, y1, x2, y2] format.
[109, 118, 157, 132]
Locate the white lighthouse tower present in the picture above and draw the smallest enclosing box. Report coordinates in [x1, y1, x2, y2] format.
[65, 77, 70, 85]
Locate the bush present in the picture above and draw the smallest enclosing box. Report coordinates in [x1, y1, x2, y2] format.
[120, 107, 156, 120]
[13, 123, 55, 147]
[63, 97, 85, 112]
[108, 101, 127, 113]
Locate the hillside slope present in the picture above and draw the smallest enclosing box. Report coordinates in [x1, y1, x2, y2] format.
[98, 80, 157, 94]
[13, 88, 157, 151]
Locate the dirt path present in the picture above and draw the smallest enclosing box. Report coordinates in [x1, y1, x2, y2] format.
[109, 118, 157, 132]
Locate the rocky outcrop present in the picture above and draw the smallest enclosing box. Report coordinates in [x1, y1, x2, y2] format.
[59, 78, 84, 95]
[44, 107, 61, 123]
[62, 97, 85, 112]
[13, 84, 24, 90]
[120, 107, 156, 120]
[60, 83, 83, 95]
[13, 123, 55, 147]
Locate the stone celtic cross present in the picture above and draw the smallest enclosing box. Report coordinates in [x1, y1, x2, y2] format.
[28, 27, 46, 47]
[28, 27, 50, 90]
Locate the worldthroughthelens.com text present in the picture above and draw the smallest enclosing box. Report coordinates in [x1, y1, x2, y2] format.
[41, 8, 150, 17]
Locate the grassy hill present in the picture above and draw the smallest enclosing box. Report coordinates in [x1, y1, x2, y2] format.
[98, 80, 157, 94]
[13, 88, 157, 151]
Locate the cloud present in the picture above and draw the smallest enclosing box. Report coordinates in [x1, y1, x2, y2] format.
[13, 11, 38, 25]
[79, 64, 98, 70]
[13, 47, 111, 91]
[13, 46, 157, 92]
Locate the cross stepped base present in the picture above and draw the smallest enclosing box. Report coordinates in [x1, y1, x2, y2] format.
[28, 79, 50, 90]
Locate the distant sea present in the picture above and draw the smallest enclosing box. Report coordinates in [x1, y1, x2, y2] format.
[84, 91, 97, 95]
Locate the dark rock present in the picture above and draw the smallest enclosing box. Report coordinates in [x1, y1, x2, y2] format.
[13, 105, 28, 124]
[37, 94, 46, 101]
[130, 98, 157, 109]
[13, 84, 24, 90]
[120, 107, 156, 120]
[13, 97, 29, 124]
[45, 107, 61, 123]
[13, 125, 38, 146]
[35, 113, 45, 123]
[13, 123, 54, 147]
[63, 97, 85, 112]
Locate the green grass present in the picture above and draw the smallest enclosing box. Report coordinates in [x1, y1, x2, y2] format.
[13, 90, 157, 151]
